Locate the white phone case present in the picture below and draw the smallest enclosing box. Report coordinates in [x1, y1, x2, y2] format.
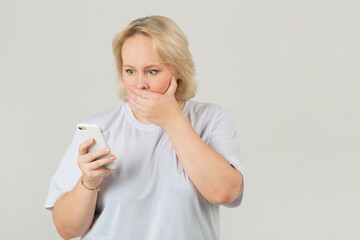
[76, 123, 116, 169]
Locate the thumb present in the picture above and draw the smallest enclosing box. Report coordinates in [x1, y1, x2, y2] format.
[165, 76, 178, 96]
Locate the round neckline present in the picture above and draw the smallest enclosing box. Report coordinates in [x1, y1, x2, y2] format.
[125, 100, 190, 131]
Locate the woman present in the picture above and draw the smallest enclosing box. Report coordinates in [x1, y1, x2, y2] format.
[45, 15, 245, 240]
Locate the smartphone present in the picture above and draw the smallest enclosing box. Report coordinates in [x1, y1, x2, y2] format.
[76, 123, 116, 169]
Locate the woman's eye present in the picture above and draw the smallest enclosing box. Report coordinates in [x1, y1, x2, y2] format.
[148, 70, 158, 75]
[125, 69, 135, 75]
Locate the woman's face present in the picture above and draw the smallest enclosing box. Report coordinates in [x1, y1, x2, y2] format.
[121, 34, 173, 95]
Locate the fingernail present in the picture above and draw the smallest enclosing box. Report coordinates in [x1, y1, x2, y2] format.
[110, 156, 116, 160]
[106, 148, 110, 152]
[88, 138, 93, 143]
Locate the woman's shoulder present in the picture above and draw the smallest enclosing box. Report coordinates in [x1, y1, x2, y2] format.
[185, 100, 234, 130]
[186, 100, 226, 117]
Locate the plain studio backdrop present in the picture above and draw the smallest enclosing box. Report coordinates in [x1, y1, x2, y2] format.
[0, 0, 359, 239]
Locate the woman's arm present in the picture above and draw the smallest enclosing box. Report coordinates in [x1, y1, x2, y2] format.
[52, 179, 98, 239]
[52, 139, 116, 239]
[163, 114, 243, 205]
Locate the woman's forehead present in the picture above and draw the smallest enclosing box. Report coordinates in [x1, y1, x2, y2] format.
[122, 35, 162, 67]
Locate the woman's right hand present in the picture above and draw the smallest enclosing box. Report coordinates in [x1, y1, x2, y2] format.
[77, 138, 116, 189]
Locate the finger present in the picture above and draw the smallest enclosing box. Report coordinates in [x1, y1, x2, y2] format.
[128, 91, 150, 107]
[87, 168, 115, 179]
[88, 155, 116, 170]
[128, 91, 158, 113]
[165, 76, 178, 96]
[128, 104, 147, 121]
[130, 87, 157, 100]
[78, 138, 94, 155]
[128, 98, 149, 116]
[85, 147, 111, 163]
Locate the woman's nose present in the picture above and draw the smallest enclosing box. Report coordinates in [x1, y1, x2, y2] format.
[136, 74, 149, 89]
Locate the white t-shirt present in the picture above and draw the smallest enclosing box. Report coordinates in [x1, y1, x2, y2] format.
[45, 100, 246, 240]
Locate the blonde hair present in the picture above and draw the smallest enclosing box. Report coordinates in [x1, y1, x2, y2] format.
[112, 16, 196, 101]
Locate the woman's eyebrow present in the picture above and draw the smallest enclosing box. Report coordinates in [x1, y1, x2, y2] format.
[123, 64, 161, 69]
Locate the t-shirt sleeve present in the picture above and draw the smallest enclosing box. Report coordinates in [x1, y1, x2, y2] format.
[208, 110, 246, 208]
[44, 131, 82, 210]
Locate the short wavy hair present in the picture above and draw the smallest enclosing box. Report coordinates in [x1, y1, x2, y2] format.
[112, 16, 196, 101]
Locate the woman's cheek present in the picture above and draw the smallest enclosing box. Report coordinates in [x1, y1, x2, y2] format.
[152, 79, 171, 94]
[123, 79, 134, 93]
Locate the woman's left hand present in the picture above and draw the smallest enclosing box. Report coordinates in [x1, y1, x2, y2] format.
[127, 76, 183, 128]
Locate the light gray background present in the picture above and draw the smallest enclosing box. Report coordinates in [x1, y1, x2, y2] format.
[0, 0, 359, 239]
